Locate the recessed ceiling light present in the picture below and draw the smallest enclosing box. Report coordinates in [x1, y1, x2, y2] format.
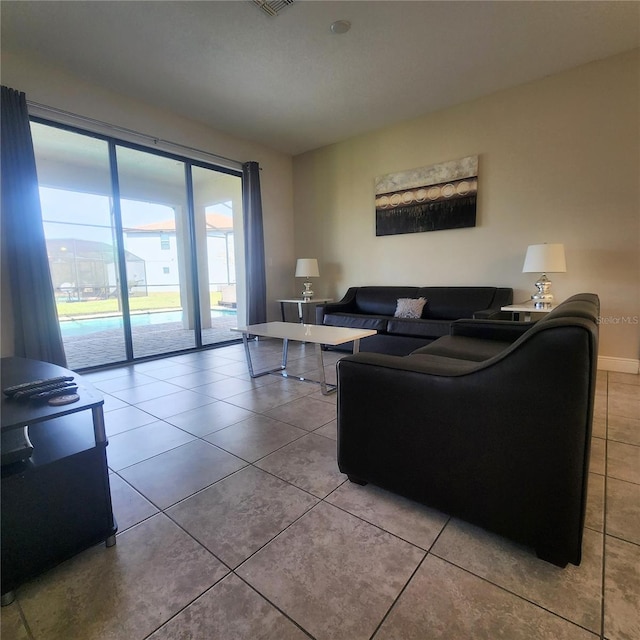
[330, 20, 351, 34]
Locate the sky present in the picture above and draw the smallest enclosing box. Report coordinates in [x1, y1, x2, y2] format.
[39, 186, 231, 242]
[40, 186, 173, 241]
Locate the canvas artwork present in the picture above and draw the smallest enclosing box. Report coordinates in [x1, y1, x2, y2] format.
[375, 156, 478, 236]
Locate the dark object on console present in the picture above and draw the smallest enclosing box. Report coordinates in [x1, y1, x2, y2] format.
[1, 427, 33, 465]
[337, 294, 599, 567]
[317, 286, 513, 355]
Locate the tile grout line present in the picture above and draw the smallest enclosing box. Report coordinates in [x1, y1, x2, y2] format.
[15, 598, 35, 640]
[129, 459, 323, 639]
[367, 552, 430, 640]
[599, 371, 608, 640]
[231, 573, 317, 640]
[427, 549, 603, 638]
[365, 516, 458, 639]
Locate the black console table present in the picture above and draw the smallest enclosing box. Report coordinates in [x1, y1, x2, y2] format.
[1, 357, 117, 605]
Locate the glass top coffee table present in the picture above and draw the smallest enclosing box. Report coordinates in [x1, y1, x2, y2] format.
[231, 322, 377, 395]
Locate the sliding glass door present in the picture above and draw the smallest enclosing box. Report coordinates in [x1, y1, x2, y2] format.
[32, 123, 128, 368]
[117, 146, 197, 359]
[30, 119, 243, 370]
[191, 165, 243, 347]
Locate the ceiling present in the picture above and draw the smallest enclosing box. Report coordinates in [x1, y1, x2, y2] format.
[2, 1, 638, 156]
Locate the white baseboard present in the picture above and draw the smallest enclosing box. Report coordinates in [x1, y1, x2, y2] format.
[597, 356, 640, 374]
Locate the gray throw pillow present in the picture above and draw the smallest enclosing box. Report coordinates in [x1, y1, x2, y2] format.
[394, 297, 427, 319]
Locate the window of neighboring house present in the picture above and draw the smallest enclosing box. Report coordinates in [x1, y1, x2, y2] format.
[163, 267, 170, 274]
[160, 233, 170, 250]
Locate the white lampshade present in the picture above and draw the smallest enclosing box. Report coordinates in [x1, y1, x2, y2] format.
[295, 258, 320, 278]
[522, 244, 567, 274]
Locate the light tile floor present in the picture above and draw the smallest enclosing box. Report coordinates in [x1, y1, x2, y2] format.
[2, 343, 638, 640]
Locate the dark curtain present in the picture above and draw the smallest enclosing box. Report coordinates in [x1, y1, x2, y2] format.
[1, 86, 67, 366]
[242, 161, 267, 325]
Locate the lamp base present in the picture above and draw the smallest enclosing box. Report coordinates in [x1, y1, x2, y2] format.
[531, 295, 553, 309]
[531, 273, 553, 308]
[302, 281, 314, 300]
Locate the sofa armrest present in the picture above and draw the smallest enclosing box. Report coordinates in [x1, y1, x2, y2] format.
[315, 287, 359, 324]
[473, 308, 513, 320]
[492, 287, 514, 308]
[450, 318, 534, 342]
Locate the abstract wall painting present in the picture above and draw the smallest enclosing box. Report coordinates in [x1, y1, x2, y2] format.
[375, 156, 478, 236]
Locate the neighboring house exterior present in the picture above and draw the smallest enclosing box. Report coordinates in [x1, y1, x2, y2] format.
[124, 212, 236, 302]
[46, 238, 144, 301]
[46, 212, 236, 304]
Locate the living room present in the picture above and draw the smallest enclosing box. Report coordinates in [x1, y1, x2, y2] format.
[1, 2, 638, 639]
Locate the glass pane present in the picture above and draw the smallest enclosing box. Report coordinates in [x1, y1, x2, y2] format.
[192, 167, 242, 346]
[31, 123, 127, 369]
[116, 147, 196, 358]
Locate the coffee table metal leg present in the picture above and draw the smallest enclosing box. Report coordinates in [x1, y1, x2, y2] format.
[239, 330, 346, 394]
[315, 343, 329, 395]
[352, 339, 361, 354]
[241, 333, 256, 377]
[242, 333, 288, 378]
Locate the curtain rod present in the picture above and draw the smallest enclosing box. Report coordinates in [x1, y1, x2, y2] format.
[27, 100, 244, 171]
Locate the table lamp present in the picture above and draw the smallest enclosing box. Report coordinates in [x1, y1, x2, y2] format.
[295, 258, 319, 300]
[522, 243, 566, 308]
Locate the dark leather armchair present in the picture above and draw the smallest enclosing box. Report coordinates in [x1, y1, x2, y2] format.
[336, 294, 600, 567]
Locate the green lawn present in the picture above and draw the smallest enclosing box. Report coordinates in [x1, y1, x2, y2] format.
[57, 291, 222, 318]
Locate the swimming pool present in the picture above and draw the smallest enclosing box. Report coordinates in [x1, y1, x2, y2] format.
[60, 309, 236, 338]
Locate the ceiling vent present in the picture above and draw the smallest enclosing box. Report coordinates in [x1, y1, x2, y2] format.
[252, 0, 295, 17]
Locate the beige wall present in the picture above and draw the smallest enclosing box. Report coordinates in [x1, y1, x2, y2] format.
[1, 51, 296, 356]
[293, 50, 640, 368]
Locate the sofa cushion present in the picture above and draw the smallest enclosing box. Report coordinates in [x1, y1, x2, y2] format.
[323, 312, 389, 332]
[417, 287, 499, 320]
[394, 297, 427, 319]
[411, 335, 512, 362]
[354, 287, 420, 316]
[358, 334, 434, 357]
[386, 317, 450, 338]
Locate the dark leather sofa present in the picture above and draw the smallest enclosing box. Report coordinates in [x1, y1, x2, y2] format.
[336, 293, 600, 567]
[317, 286, 513, 355]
